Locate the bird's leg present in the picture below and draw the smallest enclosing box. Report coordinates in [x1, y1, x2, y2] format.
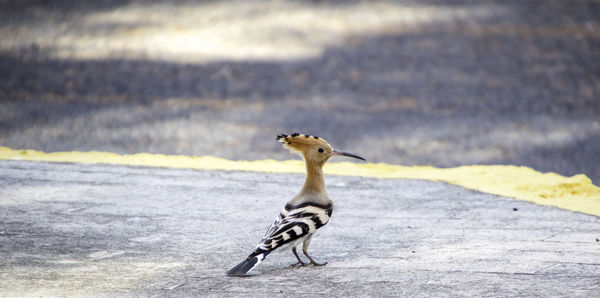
[302, 248, 328, 266]
[290, 247, 309, 267]
[302, 236, 327, 266]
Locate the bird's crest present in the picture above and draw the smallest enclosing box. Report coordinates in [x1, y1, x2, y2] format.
[276, 133, 332, 154]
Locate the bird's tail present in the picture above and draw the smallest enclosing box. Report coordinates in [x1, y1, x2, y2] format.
[226, 250, 270, 277]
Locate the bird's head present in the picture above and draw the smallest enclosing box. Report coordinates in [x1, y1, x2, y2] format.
[276, 133, 366, 165]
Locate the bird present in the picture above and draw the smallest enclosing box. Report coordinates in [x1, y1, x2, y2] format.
[226, 133, 366, 277]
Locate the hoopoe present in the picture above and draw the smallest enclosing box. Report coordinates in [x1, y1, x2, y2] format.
[226, 133, 366, 277]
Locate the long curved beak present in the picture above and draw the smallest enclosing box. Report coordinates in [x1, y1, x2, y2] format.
[331, 150, 366, 161]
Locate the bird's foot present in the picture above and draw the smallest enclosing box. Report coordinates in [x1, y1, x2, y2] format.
[310, 261, 328, 266]
[290, 261, 309, 267]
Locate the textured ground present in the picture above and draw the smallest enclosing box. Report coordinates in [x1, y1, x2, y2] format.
[1, 0, 599, 183]
[1, 160, 599, 297]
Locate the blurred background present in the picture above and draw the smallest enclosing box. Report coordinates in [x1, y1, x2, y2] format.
[0, 0, 599, 183]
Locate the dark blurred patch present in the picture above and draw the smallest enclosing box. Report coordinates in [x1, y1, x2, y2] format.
[0, 0, 599, 183]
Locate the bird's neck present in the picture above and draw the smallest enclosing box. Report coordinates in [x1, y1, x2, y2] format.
[300, 160, 326, 195]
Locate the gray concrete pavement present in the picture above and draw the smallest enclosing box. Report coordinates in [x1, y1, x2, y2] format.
[1, 160, 599, 297]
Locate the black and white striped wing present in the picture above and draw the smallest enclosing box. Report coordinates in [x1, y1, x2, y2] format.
[256, 202, 333, 253]
[226, 201, 333, 276]
[262, 209, 286, 240]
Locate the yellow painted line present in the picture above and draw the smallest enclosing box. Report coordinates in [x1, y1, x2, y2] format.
[1, 146, 599, 217]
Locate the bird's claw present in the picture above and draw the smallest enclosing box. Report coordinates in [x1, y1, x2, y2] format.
[290, 261, 309, 267]
[291, 261, 327, 267]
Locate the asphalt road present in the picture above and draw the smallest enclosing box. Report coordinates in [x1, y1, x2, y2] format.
[1, 0, 599, 183]
[1, 160, 599, 296]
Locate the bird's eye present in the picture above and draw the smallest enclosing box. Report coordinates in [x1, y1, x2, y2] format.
[318, 148, 324, 153]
